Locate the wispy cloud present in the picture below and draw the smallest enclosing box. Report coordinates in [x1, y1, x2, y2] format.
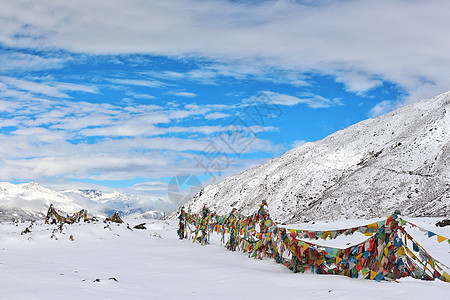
[168, 91, 197, 98]
[145, 70, 219, 85]
[259, 91, 342, 108]
[144, 64, 311, 87]
[368, 100, 398, 118]
[0, 76, 70, 98]
[107, 78, 165, 88]
[126, 92, 155, 100]
[205, 112, 229, 120]
[0, 76, 99, 99]
[0, 90, 280, 184]
[0, 52, 66, 71]
[332, 70, 383, 95]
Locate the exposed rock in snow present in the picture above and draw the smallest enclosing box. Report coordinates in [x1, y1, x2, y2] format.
[184, 91, 450, 223]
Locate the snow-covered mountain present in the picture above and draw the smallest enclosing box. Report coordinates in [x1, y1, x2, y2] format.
[184, 91, 450, 223]
[61, 189, 169, 219]
[0, 182, 172, 221]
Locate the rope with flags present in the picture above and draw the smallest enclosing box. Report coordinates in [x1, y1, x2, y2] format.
[45, 204, 88, 224]
[106, 211, 124, 223]
[180, 202, 450, 282]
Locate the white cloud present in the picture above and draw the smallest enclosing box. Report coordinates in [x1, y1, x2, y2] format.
[261, 91, 342, 108]
[127, 93, 156, 99]
[0, 52, 65, 71]
[107, 78, 165, 88]
[10, 127, 66, 143]
[132, 181, 169, 191]
[145, 70, 218, 85]
[0, 76, 99, 99]
[168, 91, 197, 98]
[52, 82, 98, 94]
[1, 0, 449, 100]
[332, 70, 383, 94]
[0, 154, 171, 179]
[205, 112, 229, 120]
[145, 64, 311, 87]
[0, 76, 70, 98]
[0, 99, 21, 112]
[367, 100, 398, 118]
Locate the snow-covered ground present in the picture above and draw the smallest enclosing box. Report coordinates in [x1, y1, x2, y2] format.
[0, 218, 449, 299]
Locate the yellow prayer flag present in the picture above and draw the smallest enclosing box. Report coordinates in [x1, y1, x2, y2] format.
[437, 235, 446, 243]
[370, 270, 378, 280]
[441, 271, 450, 282]
[429, 259, 435, 269]
[367, 222, 378, 230]
[316, 259, 325, 266]
[335, 257, 342, 264]
[406, 247, 413, 256]
[397, 246, 406, 256]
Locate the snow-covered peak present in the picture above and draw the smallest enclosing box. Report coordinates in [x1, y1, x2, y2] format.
[0, 182, 172, 221]
[0, 182, 82, 220]
[62, 189, 130, 203]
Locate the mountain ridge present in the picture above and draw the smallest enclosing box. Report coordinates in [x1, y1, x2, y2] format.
[183, 91, 450, 222]
[0, 182, 171, 221]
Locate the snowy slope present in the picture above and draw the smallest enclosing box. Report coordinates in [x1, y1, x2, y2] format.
[1, 218, 449, 299]
[0, 182, 172, 221]
[184, 91, 450, 223]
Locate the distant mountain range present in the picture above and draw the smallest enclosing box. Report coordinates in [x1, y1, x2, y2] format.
[0, 182, 175, 221]
[184, 91, 450, 223]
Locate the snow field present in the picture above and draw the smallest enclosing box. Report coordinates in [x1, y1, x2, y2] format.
[0, 218, 449, 299]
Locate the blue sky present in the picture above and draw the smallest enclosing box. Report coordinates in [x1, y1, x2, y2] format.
[1, 0, 449, 205]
